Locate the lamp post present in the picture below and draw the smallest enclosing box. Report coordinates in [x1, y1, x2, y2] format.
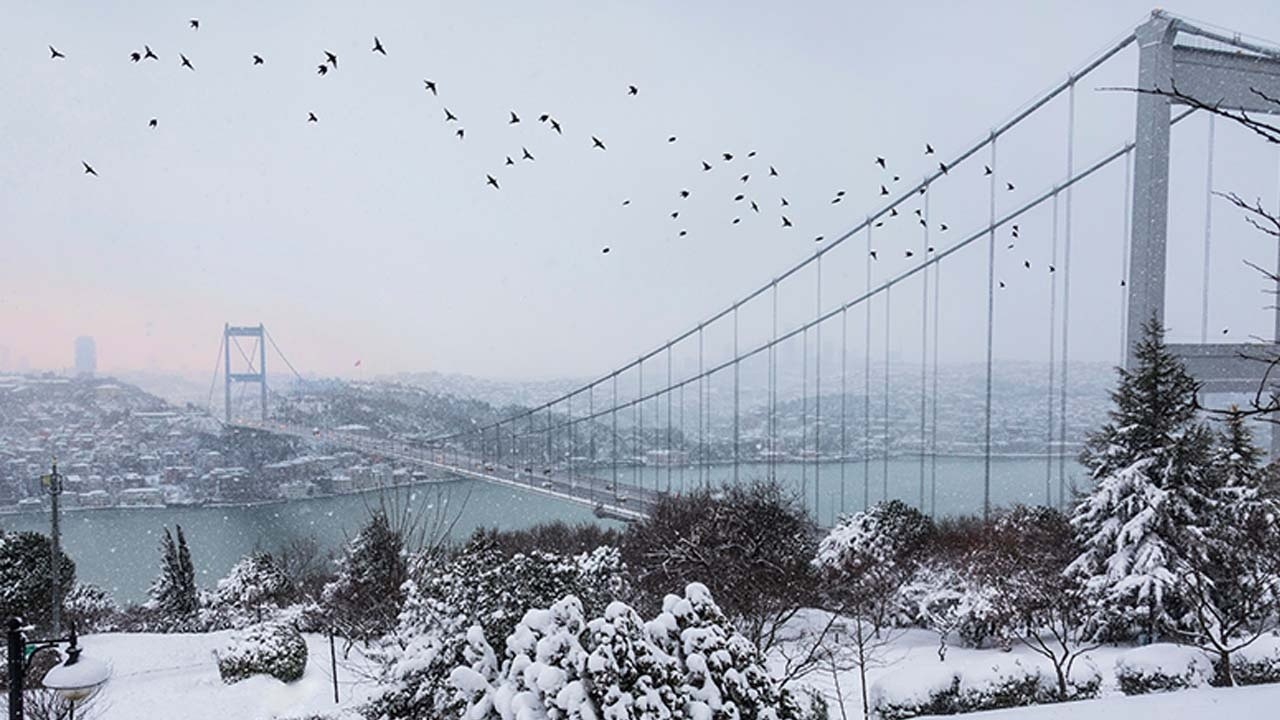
[39, 461, 64, 637]
[7, 617, 110, 720]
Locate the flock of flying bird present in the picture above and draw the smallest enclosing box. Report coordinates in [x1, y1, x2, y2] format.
[47, 17, 1060, 290]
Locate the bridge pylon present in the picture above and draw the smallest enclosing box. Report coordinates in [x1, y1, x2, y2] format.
[223, 323, 268, 424]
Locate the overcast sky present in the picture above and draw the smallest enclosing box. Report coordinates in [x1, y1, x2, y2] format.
[4, 1, 1280, 381]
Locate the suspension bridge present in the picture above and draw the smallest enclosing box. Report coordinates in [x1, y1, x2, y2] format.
[214, 11, 1280, 524]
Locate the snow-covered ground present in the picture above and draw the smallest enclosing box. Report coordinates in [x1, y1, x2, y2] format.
[55, 626, 1280, 719]
[77, 632, 376, 720]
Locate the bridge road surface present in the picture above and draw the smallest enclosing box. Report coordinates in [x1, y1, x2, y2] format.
[236, 422, 657, 521]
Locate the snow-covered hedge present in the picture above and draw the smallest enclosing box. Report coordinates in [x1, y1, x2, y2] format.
[870, 657, 1100, 719]
[1113, 644, 1212, 695]
[449, 583, 813, 719]
[216, 622, 308, 684]
[1228, 635, 1280, 686]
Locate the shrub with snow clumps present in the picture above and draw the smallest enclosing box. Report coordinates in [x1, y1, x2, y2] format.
[216, 621, 309, 684]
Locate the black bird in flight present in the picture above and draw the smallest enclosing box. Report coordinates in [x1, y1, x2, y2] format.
[444, 107, 457, 122]
[602, 247, 610, 254]
[487, 174, 499, 189]
[832, 197, 842, 204]
[506, 156, 515, 166]
[180, 53, 194, 70]
[372, 37, 386, 55]
[925, 143, 935, 155]
[1012, 224, 1020, 235]
[880, 185, 889, 196]
[919, 218, 927, 227]
[550, 119, 562, 134]
[317, 64, 328, 76]
[1024, 260, 1031, 269]
[702, 161, 712, 172]
[782, 216, 793, 228]
[253, 54, 264, 65]
[509, 111, 520, 124]
[144, 46, 157, 60]
[82, 161, 97, 176]
[747, 151, 757, 158]
[893, 175, 901, 182]
[722, 153, 733, 161]
[740, 174, 750, 183]
[538, 114, 549, 122]
[628, 85, 638, 95]
[999, 281, 1006, 288]
[732, 218, 741, 225]
[1222, 327, 1229, 335]
[905, 250, 914, 258]
[325, 51, 338, 68]
[679, 230, 688, 237]
[130, 52, 141, 62]
[870, 250, 878, 260]
[148, 118, 157, 128]
[781, 197, 789, 206]
[1006, 182, 1015, 191]
[815, 235, 825, 243]
[668, 136, 677, 143]
[875, 157, 886, 168]
[1008, 243, 1015, 249]
[836, 190, 846, 197]
[751, 201, 759, 213]
[308, 112, 318, 122]
[591, 136, 606, 150]
[424, 80, 437, 95]
[522, 147, 535, 161]
[875, 221, 885, 227]
[914, 208, 922, 216]
[1048, 265, 1056, 272]
[621, 199, 630, 206]
[734, 194, 745, 202]
[671, 212, 680, 219]
[456, 128, 465, 139]
[984, 165, 992, 176]
[770, 166, 778, 177]
[939, 223, 948, 231]
[938, 162, 948, 175]
[679, 190, 690, 198]
[189, 19, 199, 30]
[50, 45, 66, 59]
[890, 207, 898, 217]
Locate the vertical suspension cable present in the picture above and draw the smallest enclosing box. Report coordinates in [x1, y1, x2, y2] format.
[698, 325, 706, 488]
[679, 381, 686, 493]
[1200, 115, 1216, 343]
[1058, 81, 1077, 510]
[612, 374, 619, 500]
[930, 250, 941, 518]
[636, 360, 643, 490]
[802, 324, 809, 499]
[983, 133, 998, 523]
[919, 192, 930, 511]
[1120, 150, 1133, 365]
[734, 305, 741, 487]
[589, 384, 595, 503]
[568, 394, 574, 489]
[864, 220, 873, 511]
[815, 255, 823, 521]
[840, 306, 849, 518]
[666, 344, 673, 492]
[770, 282, 779, 482]
[1046, 192, 1060, 507]
[882, 286, 892, 503]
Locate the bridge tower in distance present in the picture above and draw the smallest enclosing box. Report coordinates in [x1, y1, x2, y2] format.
[224, 323, 267, 424]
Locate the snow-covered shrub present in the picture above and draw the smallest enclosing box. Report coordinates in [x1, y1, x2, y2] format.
[870, 657, 1100, 719]
[0, 530, 77, 634]
[452, 583, 806, 720]
[63, 583, 119, 633]
[1113, 644, 1212, 695]
[899, 561, 1008, 655]
[216, 621, 309, 684]
[1224, 634, 1280, 687]
[210, 552, 293, 627]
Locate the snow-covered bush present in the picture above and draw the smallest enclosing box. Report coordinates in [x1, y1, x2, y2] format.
[216, 621, 309, 684]
[870, 657, 1100, 719]
[63, 583, 119, 633]
[1113, 644, 1212, 695]
[0, 530, 77, 633]
[451, 583, 808, 720]
[209, 552, 293, 627]
[1228, 634, 1280, 686]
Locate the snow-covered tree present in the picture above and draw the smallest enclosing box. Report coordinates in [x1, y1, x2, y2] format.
[211, 551, 294, 626]
[1070, 318, 1215, 643]
[323, 510, 407, 641]
[0, 531, 77, 633]
[147, 525, 198, 624]
[64, 583, 119, 633]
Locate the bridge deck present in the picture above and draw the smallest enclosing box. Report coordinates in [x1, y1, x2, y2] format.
[235, 422, 657, 521]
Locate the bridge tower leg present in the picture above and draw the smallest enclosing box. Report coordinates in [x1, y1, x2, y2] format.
[1126, 10, 1280, 455]
[223, 323, 268, 424]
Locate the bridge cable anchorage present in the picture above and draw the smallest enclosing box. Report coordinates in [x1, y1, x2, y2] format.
[419, 32, 1139, 448]
[1047, 191, 1060, 508]
[920, 191, 931, 512]
[864, 220, 873, 511]
[983, 134, 998, 523]
[815, 255, 823, 522]
[1200, 115, 1216, 343]
[1058, 81, 1078, 511]
[882, 286, 892, 503]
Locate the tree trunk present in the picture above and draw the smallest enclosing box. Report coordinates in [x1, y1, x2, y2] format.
[1215, 649, 1235, 687]
[1055, 663, 1068, 700]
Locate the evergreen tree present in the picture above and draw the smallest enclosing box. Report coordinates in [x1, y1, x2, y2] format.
[322, 510, 407, 640]
[213, 552, 293, 625]
[1070, 318, 1215, 643]
[0, 531, 77, 633]
[148, 525, 199, 623]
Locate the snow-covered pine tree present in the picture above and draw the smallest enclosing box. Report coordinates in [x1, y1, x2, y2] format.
[213, 551, 293, 625]
[1070, 317, 1215, 643]
[322, 509, 407, 641]
[147, 525, 199, 624]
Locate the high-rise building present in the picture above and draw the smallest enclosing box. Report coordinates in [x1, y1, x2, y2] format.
[74, 336, 96, 377]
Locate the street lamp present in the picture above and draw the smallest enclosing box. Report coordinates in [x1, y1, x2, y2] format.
[7, 617, 109, 720]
